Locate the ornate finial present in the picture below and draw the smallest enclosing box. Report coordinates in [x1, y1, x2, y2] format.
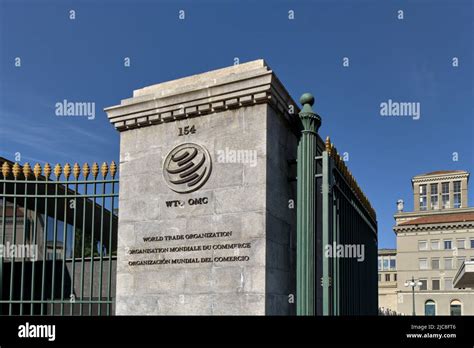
[82, 163, 90, 179]
[44, 163, 51, 179]
[33, 163, 42, 178]
[54, 163, 62, 178]
[101, 162, 108, 178]
[12, 163, 21, 178]
[299, 93, 315, 107]
[63, 163, 71, 180]
[91, 162, 99, 179]
[73, 163, 81, 179]
[23, 162, 32, 179]
[298, 92, 321, 133]
[2, 162, 10, 178]
[110, 161, 117, 178]
[325, 136, 331, 153]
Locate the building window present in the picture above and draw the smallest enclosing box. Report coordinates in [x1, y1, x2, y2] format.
[457, 239, 465, 250]
[385, 274, 390, 281]
[453, 181, 461, 208]
[390, 258, 396, 270]
[442, 182, 450, 208]
[444, 240, 452, 250]
[432, 279, 440, 290]
[450, 300, 462, 316]
[431, 240, 440, 250]
[444, 278, 453, 290]
[419, 279, 427, 290]
[419, 184, 427, 210]
[394, 273, 397, 281]
[430, 183, 439, 209]
[418, 241, 428, 251]
[444, 258, 453, 270]
[419, 259, 428, 270]
[378, 274, 381, 282]
[425, 300, 436, 316]
[471, 239, 474, 249]
[383, 259, 389, 270]
[378, 257, 382, 271]
[457, 257, 465, 268]
[431, 258, 440, 270]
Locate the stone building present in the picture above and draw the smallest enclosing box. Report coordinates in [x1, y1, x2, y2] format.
[393, 170, 474, 315]
[377, 249, 398, 313]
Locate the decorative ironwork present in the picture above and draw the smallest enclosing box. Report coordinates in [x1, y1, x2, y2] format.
[296, 93, 377, 316]
[0, 160, 119, 316]
[33, 163, 42, 179]
[44, 163, 51, 179]
[1, 162, 10, 178]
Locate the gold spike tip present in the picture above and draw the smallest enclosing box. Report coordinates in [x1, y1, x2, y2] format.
[91, 163, 99, 178]
[44, 163, 51, 179]
[2, 162, 11, 178]
[22, 162, 32, 179]
[325, 136, 331, 152]
[53, 163, 62, 178]
[101, 162, 108, 178]
[12, 163, 21, 178]
[110, 161, 117, 178]
[73, 163, 81, 179]
[82, 163, 90, 179]
[63, 163, 71, 180]
[33, 163, 42, 178]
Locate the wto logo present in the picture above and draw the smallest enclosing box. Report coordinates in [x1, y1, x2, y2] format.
[163, 143, 212, 193]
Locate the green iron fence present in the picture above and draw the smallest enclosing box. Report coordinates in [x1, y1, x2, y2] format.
[296, 93, 378, 315]
[0, 159, 118, 315]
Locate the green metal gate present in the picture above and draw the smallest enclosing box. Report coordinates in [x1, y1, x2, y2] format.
[296, 93, 378, 315]
[0, 159, 118, 315]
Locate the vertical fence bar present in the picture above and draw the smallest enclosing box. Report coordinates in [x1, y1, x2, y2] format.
[79, 164, 89, 316]
[98, 164, 107, 315]
[70, 164, 79, 315]
[296, 93, 321, 316]
[0, 163, 9, 314]
[19, 167, 30, 315]
[321, 151, 331, 315]
[30, 165, 40, 315]
[107, 182, 115, 315]
[40, 164, 51, 315]
[50, 165, 61, 315]
[89, 164, 98, 315]
[60, 165, 70, 315]
[8, 165, 19, 315]
[107, 161, 117, 316]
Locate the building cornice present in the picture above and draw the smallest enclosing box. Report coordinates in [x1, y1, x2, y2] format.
[394, 207, 474, 220]
[104, 60, 300, 132]
[393, 220, 474, 233]
[412, 172, 469, 184]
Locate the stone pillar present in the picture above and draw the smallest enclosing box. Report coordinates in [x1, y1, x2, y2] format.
[105, 60, 300, 315]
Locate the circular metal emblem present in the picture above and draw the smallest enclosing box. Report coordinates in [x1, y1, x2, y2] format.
[163, 143, 212, 193]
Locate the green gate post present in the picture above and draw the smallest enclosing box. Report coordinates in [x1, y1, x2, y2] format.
[296, 93, 321, 315]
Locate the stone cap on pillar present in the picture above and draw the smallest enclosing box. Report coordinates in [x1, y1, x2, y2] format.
[104, 59, 300, 132]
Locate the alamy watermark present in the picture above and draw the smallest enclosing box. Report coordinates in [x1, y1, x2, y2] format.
[380, 99, 420, 120]
[0, 242, 38, 261]
[324, 242, 365, 262]
[55, 99, 95, 120]
[216, 147, 257, 167]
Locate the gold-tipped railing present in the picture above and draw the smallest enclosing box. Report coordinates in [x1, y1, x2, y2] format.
[325, 137, 376, 221]
[1, 161, 117, 181]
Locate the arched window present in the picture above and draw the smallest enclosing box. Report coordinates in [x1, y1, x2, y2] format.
[424, 300, 436, 316]
[450, 300, 462, 316]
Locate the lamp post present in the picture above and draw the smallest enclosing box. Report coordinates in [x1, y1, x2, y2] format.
[404, 276, 423, 315]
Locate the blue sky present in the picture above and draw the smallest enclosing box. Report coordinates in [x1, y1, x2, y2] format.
[1, 0, 473, 248]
